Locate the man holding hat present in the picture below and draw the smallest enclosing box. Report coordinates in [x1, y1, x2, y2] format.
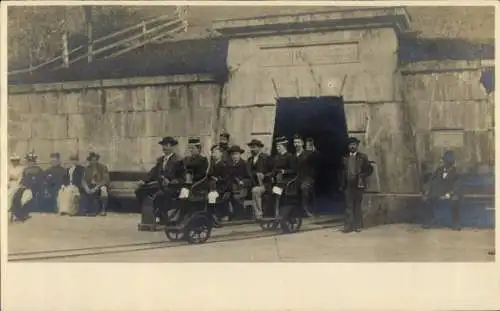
[293, 134, 316, 217]
[40, 152, 66, 213]
[423, 150, 461, 230]
[225, 145, 252, 220]
[247, 139, 273, 220]
[339, 137, 373, 233]
[136, 136, 185, 223]
[82, 152, 110, 216]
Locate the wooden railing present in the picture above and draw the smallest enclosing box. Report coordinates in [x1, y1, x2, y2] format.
[9, 7, 188, 76]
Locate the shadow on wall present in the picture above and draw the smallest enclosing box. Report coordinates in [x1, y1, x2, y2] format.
[398, 37, 495, 65]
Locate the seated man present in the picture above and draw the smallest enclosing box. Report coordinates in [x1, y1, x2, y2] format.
[206, 144, 229, 226]
[224, 145, 252, 221]
[293, 134, 316, 217]
[82, 152, 110, 216]
[246, 139, 273, 220]
[136, 136, 185, 223]
[423, 150, 461, 230]
[40, 152, 66, 213]
[183, 137, 209, 188]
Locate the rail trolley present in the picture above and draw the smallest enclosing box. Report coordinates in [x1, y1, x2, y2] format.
[162, 174, 306, 245]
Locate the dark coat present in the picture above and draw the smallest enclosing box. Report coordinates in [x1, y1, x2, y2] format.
[426, 165, 460, 200]
[43, 165, 66, 191]
[225, 159, 252, 189]
[63, 165, 86, 190]
[21, 165, 44, 192]
[83, 162, 110, 187]
[295, 150, 316, 181]
[273, 153, 297, 179]
[145, 153, 185, 183]
[247, 152, 274, 186]
[207, 159, 228, 192]
[183, 154, 209, 183]
[339, 152, 373, 190]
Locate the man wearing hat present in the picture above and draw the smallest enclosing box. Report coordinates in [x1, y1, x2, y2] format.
[247, 139, 273, 220]
[225, 145, 252, 220]
[82, 152, 110, 216]
[40, 152, 66, 213]
[136, 136, 185, 223]
[218, 132, 232, 162]
[59, 154, 86, 215]
[423, 150, 461, 230]
[292, 134, 316, 217]
[339, 137, 373, 233]
[183, 137, 209, 185]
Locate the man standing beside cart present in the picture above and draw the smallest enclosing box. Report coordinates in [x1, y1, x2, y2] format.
[247, 139, 274, 220]
[339, 137, 373, 233]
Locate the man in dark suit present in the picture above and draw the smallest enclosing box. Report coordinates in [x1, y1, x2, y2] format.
[40, 152, 66, 213]
[339, 137, 373, 233]
[135, 136, 185, 222]
[247, 139, 273, 220]
[293, 134, 316, 217]
[423, 151, 461, 230]
[82, 152, 110, 216]
[183, 137, 209, 200]
[218, 132, 231, 162]
[225, 145, 252, 220]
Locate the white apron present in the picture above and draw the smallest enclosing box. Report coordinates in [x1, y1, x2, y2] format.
[57, 185, 80, 215]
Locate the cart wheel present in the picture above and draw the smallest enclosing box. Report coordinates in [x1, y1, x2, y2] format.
[165, 229, 184, 242]
[280, 216, 302, 234]
[186, 223, 212, 244]
[259, 220, 278, 231]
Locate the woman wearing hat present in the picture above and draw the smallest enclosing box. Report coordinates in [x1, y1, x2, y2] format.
[10, 152, 43, 220]
[58, 154, 85, 216]
[82, 152, 110, 216]
[8, 154, 24, 218]
[423, 150, 461, 230]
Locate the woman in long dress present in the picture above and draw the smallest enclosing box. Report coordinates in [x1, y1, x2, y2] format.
[8, 154, 25, 217]
[58, 154, 84, 216]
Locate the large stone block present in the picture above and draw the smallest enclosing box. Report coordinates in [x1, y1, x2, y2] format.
[30, 92, 60, 114]
[464, 100, 494, 131]
[53, 139, 79, 163]
[8, 139, 29, 159]
[27, 139, 54, 164]
[123, 111, 147, 138]
[137, 137, 164, 167]
[105, 88, 146, 112]
[31, 114, 68, 139]
[345, 103, 369, 132]
[58, 92, 81, 114]
[67, 114, 85, 139]
[78, 89, 103, 114]
[429, 101, 464, 129]
[8, 94, 31, 114]
[8, 114, 32, 140]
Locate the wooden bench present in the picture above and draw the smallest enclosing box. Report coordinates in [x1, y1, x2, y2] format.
[108, 171, 148, 213]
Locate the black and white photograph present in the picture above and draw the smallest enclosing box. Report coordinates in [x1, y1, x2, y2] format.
[1, 2, 498, 310]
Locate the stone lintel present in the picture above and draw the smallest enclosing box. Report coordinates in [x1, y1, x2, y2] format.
[213, 7, 411, 37]
[8, 73, 218, 95]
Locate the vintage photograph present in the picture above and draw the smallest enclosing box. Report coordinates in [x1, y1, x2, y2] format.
[6, 5, 495, 262]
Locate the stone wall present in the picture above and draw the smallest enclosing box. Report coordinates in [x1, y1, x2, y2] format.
[8, 75, 222, 170]
[401, 60, 495, 175]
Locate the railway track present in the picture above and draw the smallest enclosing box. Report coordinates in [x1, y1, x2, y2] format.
[9, 220, 343, 262]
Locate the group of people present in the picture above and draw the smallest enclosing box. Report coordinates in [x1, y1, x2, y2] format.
[8, 151, 111, 222]
[135, 132, 375, 232]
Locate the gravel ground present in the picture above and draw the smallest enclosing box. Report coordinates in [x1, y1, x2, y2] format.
[8, 213, 495, 262]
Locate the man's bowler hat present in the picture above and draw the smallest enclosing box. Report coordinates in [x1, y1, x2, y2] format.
[159, 136, 178, 146]
[188, 137, 201, 145]
[247, 139, 264, 148]
[227, 145, 245, 154]
[348, 137, 361, 144]
[25, 151, 37, 161]
[87, 152, 100, 161]
[219, 133, 230, 139]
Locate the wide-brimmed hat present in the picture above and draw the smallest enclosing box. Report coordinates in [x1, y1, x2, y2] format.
[247, 139, 264, 148]
[87, 152, 100, 161]
[442, 151, 455, 164]
[347, 137, 361, 145]
[227, 145, 245, 154]
[275, 136, 288, 145]
[69, 154, 80, 161]
[25, 151, 37, 161]
[50, 152, 61, 159]
[188, 137, 201, 146]
[159, 136, 178, 146]
[10, 153, 21, 161]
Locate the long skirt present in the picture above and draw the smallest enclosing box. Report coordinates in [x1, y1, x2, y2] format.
[57, 185, 81, 216]
[9, 187, 34, 221]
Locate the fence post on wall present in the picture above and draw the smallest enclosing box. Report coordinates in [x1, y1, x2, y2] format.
[84, 6, 93, 63]
[62, 32, 69, 68]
